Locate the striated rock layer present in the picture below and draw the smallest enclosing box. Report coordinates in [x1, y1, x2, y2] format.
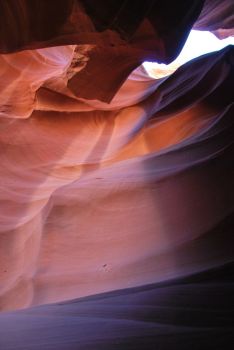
[0, 0, 233, 348]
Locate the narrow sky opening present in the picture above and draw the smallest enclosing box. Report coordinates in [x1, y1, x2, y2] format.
[143, 30, 234, 79]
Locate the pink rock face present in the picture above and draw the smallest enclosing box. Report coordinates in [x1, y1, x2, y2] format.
[0, 1, 233, 349]
[0, 44, 233, 311]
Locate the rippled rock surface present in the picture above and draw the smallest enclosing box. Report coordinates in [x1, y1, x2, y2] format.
[0, 1, 233, 348]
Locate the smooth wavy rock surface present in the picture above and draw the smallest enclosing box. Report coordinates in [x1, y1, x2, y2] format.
[0, 0, 233, 349]
[1, 262, 234, 349]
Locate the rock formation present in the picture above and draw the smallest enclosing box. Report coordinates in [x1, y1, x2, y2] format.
[0, 1, 233, 348]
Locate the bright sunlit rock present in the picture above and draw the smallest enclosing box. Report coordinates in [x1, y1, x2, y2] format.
[143, 30, 234, 79]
